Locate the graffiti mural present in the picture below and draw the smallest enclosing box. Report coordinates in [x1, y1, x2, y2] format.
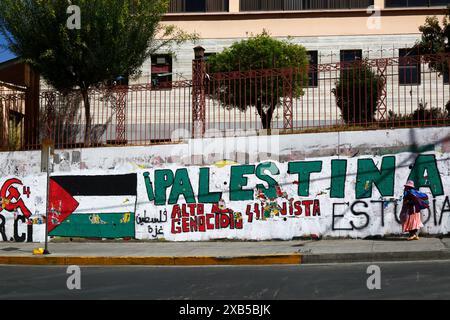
[2, 149, 450, 242]
[135, 152, 450, 241]
[136, 209, 166, 238]
[0, 178, 32, 218]
[0, 177, 45, 242]
[48, 174, 137, 238]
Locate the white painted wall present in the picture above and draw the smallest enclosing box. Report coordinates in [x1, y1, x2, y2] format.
[1, 126, 449, 242]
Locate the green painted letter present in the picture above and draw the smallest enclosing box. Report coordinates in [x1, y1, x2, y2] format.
[143, 172, 155, 202]
[230, 165, 255, 201]
[408, 154, 444, 197]
[330, 160, 347, 198]
[356, 156, 395, 199]
[168, 168, 196, 204]
[288, 161, 323, 197]
[198, 167, 222, 203]
[256, 162, 280, 199]
[154, 169, 174, 205]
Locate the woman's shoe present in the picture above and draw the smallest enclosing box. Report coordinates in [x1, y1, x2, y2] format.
[407, 236, 415, 241]
[413, 235, 420, 240]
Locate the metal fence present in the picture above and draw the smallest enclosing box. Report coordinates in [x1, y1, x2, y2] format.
[0, 87, 26, 150]
[1, 53, 450, 151]
[36, 81, 193, 150]
[200, 53, 450, 135]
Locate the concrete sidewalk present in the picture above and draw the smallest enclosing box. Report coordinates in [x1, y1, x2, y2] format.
[1, 238, 450, 265]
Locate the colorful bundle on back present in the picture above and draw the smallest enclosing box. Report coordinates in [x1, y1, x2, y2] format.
[407, 189, 430, 210]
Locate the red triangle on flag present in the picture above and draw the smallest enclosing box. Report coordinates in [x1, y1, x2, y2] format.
[48, 179, 79, 233]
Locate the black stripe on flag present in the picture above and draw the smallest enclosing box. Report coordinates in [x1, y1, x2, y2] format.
[51, 174, 137, 196]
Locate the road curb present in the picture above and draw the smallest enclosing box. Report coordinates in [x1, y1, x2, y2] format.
[301, 250, 450, 264]
[2, 251, 450, 266]
[0, 254, 302, 266]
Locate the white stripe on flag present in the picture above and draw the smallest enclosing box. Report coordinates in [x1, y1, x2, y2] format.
[71, 196, 136, 214]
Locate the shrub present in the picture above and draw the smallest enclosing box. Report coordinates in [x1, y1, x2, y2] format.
[332, 59, 384, 125]
[385, 100, 450, 126]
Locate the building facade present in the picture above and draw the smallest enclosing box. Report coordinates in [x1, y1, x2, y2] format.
[0, 59, 40, 150]
[114, 0, 448, 137]
[34, 1, 450, 148]
[138, 0, 450, 83]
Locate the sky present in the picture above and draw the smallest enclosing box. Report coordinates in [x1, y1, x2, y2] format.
[0, 33, 16, 63]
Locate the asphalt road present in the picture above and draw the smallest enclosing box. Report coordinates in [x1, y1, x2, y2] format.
[1, 260, 450, 300]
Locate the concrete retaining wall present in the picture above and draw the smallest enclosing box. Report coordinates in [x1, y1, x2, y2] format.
[1, 126, 450, 242]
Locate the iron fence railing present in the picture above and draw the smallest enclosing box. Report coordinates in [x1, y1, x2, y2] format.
[239, 0, 374, 11]
[1, 53, 450, 151]
[0, 88, 26, 150]
[202, 53, 450, 134]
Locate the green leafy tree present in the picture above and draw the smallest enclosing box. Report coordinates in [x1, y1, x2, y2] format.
[0, 0, 195, 145]
[206, 32, 309, 130]
[332, 60, 384, 125]
[416, 9, 450, 75]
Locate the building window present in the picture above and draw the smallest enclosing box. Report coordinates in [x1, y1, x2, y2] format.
[240, 0, 373, 11]
[340, 49, 362, 63]
[399, 48, 421, 85]
[385, 0, 450, 7]
[340, 49, 362, 70]
[169, 0, 229, 13]
[151, 54, 172, 89]
[307, 51, 318, 87]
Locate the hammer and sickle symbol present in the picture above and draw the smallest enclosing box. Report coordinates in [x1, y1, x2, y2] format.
[0, 178, 32, 218]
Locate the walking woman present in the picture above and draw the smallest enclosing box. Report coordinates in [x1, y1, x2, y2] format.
[400, 180, 428, 241]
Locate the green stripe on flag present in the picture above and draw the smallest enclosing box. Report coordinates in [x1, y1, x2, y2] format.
[49, 213, 135, 238]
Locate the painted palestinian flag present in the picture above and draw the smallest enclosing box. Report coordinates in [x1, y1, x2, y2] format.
[48, 174, 137, 238]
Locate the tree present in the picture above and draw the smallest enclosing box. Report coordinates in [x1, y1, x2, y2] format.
[0, 0, 195, 145]
[206, 32, 309, 130]
[332, 59, 384, 125]
[416, 9, 450, 75]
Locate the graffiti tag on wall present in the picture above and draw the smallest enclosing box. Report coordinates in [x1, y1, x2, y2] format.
[136, 153, 450, 241]
[0, 178, 38, 242]
[2, 152, 450, 242]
